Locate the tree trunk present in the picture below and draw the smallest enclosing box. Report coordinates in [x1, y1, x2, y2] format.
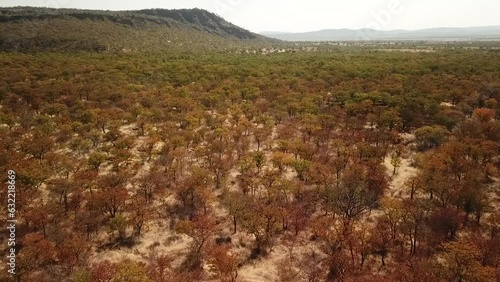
[233, 216, 237, 234]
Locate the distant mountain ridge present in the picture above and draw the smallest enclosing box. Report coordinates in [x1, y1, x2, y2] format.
[262, 26, 500, 41]
[0, 7, 272, 52]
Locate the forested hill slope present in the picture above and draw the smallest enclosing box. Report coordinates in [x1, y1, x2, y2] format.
[0, 7, 273, 52]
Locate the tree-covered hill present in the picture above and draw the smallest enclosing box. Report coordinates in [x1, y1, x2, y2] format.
[0, 7, 274, 52]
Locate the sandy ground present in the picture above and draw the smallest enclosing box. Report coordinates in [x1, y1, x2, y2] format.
[383, 153, 417, 198]
[90, 219, 193, 267]
[486, 178, 500, 213]
[236, 233, 323, 282]
[238, 244, 287, 282]
[440, 102, 454, 107]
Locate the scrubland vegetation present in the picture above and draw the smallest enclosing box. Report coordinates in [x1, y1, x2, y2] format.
[0, 48, 499, 281]
[0, 8, 499, 282]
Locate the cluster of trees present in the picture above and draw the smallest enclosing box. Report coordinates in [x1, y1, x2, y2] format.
[0, 49, 499, 281]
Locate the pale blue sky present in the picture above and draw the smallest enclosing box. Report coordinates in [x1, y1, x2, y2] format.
[1, 0, 499, 32]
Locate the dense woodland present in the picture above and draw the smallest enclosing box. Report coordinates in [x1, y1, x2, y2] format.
[0, 14, 500, 281]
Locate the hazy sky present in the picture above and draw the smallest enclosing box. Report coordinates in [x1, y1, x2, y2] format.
[2, 0, 500, 32]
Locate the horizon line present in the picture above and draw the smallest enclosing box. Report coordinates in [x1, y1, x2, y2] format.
[260, 25, 500, 34]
